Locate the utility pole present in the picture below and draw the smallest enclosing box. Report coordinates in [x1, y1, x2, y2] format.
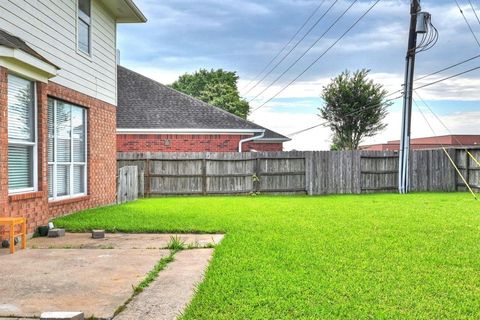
[399, 0, 422, 194]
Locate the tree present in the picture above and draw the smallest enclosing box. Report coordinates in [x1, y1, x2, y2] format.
[170, 69, 250, 118]
[319, 69, 391, 150]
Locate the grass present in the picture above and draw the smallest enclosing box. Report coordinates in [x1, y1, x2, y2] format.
[54, 193, 480, 319]
[166, 235, 186, 251]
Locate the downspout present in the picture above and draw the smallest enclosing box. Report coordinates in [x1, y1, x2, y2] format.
[238, 130, 266, 152]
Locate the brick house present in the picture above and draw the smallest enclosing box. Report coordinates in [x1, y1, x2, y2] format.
[0, 1, 146, 232]
[116, 66, 290, 152]
[360, 135, 480, 151]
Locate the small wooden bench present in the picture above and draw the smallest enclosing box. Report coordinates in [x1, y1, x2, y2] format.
[0, 217, 27, 254]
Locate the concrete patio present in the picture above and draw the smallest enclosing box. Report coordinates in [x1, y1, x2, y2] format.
[0, 233, 223, 319]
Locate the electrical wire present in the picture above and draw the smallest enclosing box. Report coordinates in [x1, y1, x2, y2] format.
[414, 12, 439, 53]
[454, 0, 480, 48]
[414, 91, 480, 167]
[248, 0, 358, 103]
[413, 98, 478, 199]
[285, 63, 480, 138]
[287, 94, 402, 137]
[468, 0, 480, 26]
[415, 53, 480, 81]
[251, 0, 381, 113]
[414, 64, 480, 90]
[241, 0, 328, 92]
[243, 0, 339, 96]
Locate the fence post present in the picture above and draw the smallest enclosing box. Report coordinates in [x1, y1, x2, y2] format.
[254, 154, 260, 193]
[145, 158, 151, 197]
[305, 152, 313, 195]
[466, 149, 471, 191]
[202, 155, 207, 195]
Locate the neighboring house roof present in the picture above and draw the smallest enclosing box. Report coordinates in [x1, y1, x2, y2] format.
[0, 28, 58, 69]
[117, 66, 290, 142]
[360, 134, 480, 151]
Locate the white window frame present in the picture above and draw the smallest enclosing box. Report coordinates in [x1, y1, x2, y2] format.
[48, 99, 88, 201]
[76, 0, 92, 57]
[7, 74, 38, 195]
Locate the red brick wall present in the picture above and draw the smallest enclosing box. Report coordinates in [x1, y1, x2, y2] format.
[0, 67, 9, 217]
[0, 67, 116, 233]
[117, 134, 283, 152]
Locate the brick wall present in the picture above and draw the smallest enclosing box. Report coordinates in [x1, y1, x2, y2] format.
[0, 67, 9, 217]
[0, 68, 117, 233]
[117, 134, 283, 152]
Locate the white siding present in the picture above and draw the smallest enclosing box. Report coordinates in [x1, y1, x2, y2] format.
[0, 0, 118, 105]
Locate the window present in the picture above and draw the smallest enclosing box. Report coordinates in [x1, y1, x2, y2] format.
[77, 0, 91, 54]
[48, 98, 87, 200]
[8, 74, 37, 194]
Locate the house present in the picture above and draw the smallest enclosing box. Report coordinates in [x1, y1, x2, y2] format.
[116, 66, 290, 152]
[360, 135, 480, 151]
[0, 1, 146, 232]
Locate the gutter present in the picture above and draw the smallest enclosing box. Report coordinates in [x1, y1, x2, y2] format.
[124, 0, 148, 22]
[238, 130, 266, 152]
[117, 128, 264, 135]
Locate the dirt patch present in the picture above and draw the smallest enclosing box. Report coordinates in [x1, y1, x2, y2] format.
[28, 233, 223, 250]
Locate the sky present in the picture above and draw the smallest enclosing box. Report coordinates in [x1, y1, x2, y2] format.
[118, 0, 480, 150]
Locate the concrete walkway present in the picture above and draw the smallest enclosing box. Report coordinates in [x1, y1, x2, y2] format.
[115, 249, 214, 320]
[0, 234, 222, 319]
[0, 249, 169, 319]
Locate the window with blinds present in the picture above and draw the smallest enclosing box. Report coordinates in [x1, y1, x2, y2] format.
[47, 98, 87, 200]
[8, 74, 37, 193]
[78, 0, 91, 54]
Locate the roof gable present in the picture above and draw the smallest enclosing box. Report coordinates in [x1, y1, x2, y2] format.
[117, 66, 289, 141]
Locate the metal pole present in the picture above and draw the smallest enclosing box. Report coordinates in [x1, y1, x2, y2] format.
[399, 0, 421, 194]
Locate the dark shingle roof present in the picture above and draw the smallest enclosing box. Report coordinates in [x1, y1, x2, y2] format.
[0, 29, 58, 68]
[117, 66, 289, 141]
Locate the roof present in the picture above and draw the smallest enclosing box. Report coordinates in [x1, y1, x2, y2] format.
[360, 134, 480, 151]
[102, 0, 147, 23]
[117, 66, 290, 141]
[0, 29, 58, 69]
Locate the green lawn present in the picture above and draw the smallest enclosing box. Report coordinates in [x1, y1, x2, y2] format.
[55, 193, 480, 319]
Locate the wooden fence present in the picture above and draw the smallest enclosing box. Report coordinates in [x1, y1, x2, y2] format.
[117, 166, 139, 204]
[117, 148, 480, 197]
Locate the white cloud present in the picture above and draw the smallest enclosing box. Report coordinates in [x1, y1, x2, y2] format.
[251, 108, 480, 151]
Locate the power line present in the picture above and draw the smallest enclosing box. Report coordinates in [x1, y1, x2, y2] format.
[414, 91, 480, 155]
[248, 0, 358, 103]
[413, 97, 478, 199]
[241, 0, 328, 92]
[251, 0, 381, 113]
[243, 0, 339, 96]
[415, 53, 480, 81]
[468, 0, 480, 26]
[414, 64, 480, 90]
[286, 62, 480, 138]
[454, 0, 480, 48]
[288, 94, 402, 137]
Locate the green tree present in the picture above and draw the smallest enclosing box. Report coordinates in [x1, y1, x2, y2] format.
[319, 69, 391, 150]
[170, 69, 250, 118]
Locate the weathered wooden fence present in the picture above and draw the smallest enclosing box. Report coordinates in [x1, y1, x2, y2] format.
[117, 166, 139, 204]
[117, 148, 479, 196]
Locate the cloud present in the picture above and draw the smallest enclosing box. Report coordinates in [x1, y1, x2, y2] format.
[250, 107, 480, 151]
[121, 0, 480, 151]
